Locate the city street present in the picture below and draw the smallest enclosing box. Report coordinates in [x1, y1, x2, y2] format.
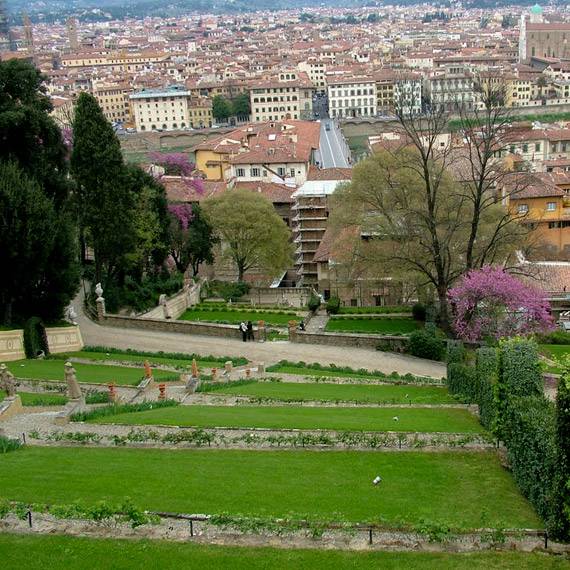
[318, 119, 351, 169]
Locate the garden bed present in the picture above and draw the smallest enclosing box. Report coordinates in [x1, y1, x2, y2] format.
[179, 308, 296, 326]
[325, 317, 420, 335]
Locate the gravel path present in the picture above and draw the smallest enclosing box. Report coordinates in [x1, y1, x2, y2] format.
[72, 295, 446, 379]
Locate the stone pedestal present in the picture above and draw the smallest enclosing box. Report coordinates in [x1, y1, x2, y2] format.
[96, 297, 106, 321]
[224, 361, 233, 374]
[288, 320, 298, 342]
[257, 362, 265, 375]
[257, 320, 266, 343]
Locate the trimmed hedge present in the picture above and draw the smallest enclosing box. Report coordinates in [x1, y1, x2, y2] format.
[447, 363, 478, 403]
[326, 296, 340, 315]
[498, 338, 543, 398]
[446, 340, 465, 365]
[307, 294, 321, 313]
[475, 347, 499, 432]
[502, 395, 557, 525]
[412, 303, 426, 321]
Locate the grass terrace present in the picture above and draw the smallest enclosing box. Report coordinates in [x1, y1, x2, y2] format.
[6, 359, 179, 386]
[17, 392, 67, 406]
[0, 447, 539, 528]
[0, 535, 564, 569]
[325, 317, 420, 335]
[337, 306, 413, 315]
[266, 361, 442, 383]
[204, 380, 456, 405]
[179, 308, 296, 326]
[89, 404, 484, 433]
[53, 347, 247, 369]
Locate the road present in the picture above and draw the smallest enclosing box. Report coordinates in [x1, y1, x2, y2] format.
[318, 119, 351, 169]
[72, 296, 445, 379]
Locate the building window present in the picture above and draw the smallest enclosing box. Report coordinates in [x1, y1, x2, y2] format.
[277, 167, 286, 177]
[236, 168, 246, 177]
[546, 202, 557, 211]
[518, 204, 529, 214]
[251, 167, 260, 177]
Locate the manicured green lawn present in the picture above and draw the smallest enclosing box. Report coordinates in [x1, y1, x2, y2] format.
[211, 381, 455, 404]
[0, 535, 564, 569]
[326, 317, 420, 335]
[6, 360, 177, 386]
[54, 350, 230, 370]
[0, 448, 540, 528]
[91, 404, 484, 433]
[18, 392, 67, 406]
[539, 345, 570, 374]
[179, 309, 294, 326]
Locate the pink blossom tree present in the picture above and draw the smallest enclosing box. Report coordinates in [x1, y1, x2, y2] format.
[148, 151, 204, 194]
[448, 266, 555, 342]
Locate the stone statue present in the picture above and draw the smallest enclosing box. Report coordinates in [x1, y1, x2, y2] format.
[66, 305, 77, 325]
[0, 364, 16, 398]
[64, 362, 82, 400]
[159, 294, 171, 319]
[95, 283, 104, 300]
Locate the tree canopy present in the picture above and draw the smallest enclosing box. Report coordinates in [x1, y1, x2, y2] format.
[203, 189, 292, 281]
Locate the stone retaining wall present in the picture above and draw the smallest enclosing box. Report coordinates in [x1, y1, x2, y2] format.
[289, 326, 408, 351]
[243, 287, 312, 308]
[0, 329, 25, 361]
[45, 326, 84, 354]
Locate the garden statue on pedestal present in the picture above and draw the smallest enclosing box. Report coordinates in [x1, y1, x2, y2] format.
[0, 364, 16, 397]
[64, 361, 82, 400]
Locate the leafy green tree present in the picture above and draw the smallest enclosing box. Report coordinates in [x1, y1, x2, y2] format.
[212, 95, 232, 122]
[203, 189, 292, 281]
[169, 203, 217, 276]
[231, 93, 251, 117]
[71, 92, 134, 284]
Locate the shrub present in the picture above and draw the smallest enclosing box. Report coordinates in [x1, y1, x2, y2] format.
[326, 296, 341, 315]
[206, 280, 250, 302]
[408, 329, 445, 361]
[23, 316, 49, 359]
[0, 435, 22, 453]
[307, 294, 321, 312]
[537, 330, 570, 345]
[412, 303, 426, 321]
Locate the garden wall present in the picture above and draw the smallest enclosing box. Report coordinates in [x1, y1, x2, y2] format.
[140, 282, 201, 320]
[289, 327, 408, 351]
[45, 326, 84, 354]
[101, 314, 247, 340]
[0, 329, 25, 361]
[243, 287, 312, 308]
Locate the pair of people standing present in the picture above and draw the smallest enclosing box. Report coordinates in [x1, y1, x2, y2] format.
[239, 321, 254, 342]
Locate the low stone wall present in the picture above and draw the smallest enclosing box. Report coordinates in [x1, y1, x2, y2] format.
[45, 326, 84, 354]
[243, 287, 312, 308]
[141, 282, 201, 320]
[102, 314, 247, 340]
[0, 329, 25, 361]
[289, 327, 408, 351]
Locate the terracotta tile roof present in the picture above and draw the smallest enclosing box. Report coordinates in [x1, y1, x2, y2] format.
[233, 181, 295, 203]
[509, 172, 568, 199]
[307, 167, 353, 181]
[518, 262, 570, 294]
[313, 226, 335, 263]
[162, 177, 225, 203]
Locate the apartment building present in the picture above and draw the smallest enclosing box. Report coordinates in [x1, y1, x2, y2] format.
[425, 65, 476, 112]
[250, 71, 315, 122]
[193, 120, 320, 185]
[393, 74, 423, 115]
[298, 59, 327, 92]
[292, 168, 352, 287]
[130, 85, 212, 131]
[327, 76, 377, 118]
[61, 51, 169, 71]
[93, 83, 132, 124]
[507, 172, 570, 256]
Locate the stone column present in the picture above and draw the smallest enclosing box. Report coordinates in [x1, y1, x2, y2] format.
[288, 320, 298, 342]
[257, 320, 266, 343]
[95, 297, 106, 321]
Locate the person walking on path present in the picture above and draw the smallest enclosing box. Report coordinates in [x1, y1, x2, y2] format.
[247, 320, 254, 341]
[239, 321, 248, 342]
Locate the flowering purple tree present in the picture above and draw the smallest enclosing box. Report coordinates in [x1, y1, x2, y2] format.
[148, 152, 204, 194]
[168, 203, 194, 230]
[448, 266, 555, 342]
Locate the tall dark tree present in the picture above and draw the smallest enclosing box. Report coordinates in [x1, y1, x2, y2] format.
[212, 95, 232, 122]
[71, 92, 134, 285]
[0, 60, 79, 325]
[232, 93, 251, 117]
